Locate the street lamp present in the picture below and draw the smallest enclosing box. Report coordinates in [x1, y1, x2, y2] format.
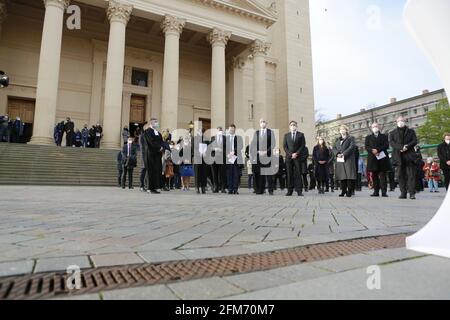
[188, 121, 194, 134]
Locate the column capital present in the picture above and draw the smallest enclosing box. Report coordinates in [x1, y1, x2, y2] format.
[207, 28, 231, 47]
[43, 0, 70, 10]
[161, 15, 186, 36]
[250, 39, 271, 57]
[227, 57, 245, 71]
[107, 0, 133, 25]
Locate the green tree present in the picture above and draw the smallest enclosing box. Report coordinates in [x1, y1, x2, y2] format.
[417, 98, 450, 144]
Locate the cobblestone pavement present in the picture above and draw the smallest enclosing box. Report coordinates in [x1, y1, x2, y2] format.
[0, 186, 445, 279]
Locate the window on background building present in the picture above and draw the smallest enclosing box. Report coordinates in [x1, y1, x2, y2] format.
[414, 109, 418, 115]
[424, 107, 429, 113]
[131, 69, 148, 87]
[401, 111, 408, 118]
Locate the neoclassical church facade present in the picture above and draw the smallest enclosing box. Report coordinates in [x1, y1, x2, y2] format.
[0, 0, 315, 149]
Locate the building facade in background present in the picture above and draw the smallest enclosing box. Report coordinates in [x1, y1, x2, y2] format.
[316, 89, 447, 149]
[0, 0, 315, 149]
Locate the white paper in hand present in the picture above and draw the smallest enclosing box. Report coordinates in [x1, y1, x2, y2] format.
[337, 157, 345, 163]
[199, 143, 207, 155]
[376, 151, 386, 160]
[228, 154, 237, 164]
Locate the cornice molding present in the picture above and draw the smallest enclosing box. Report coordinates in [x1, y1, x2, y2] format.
[189, 0, 277, 27]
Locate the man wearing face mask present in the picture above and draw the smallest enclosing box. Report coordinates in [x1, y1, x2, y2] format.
[389, 116, 418, 199]
[251, 119, 275, 195]
[143, 118, 164, 194]
[121, 137, 138, 189]
[333, 125, 357, 197]
[283, 121, 306, 196]
[365, 123, 391, 197]
[210, 127, 227, 193]
[438, 133, 450, 191]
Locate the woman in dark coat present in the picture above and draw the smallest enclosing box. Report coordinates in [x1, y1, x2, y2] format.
[313, 138, 331, 194]
[333, 125, 357, 197]
[365, 123, 392, 197]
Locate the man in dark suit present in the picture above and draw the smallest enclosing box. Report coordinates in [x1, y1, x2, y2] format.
[365, 123, 391, 197]
[121, 137, 138, 189]
[283, 121, 306, 196]
[438, 133, 450, 190]
[389, 116, 418, 199]
[210, 126, 227, 193]
[64, 117, 74, 147]
[143, 118, 163, 194]
[226, 124, 243, 195]
[193, 128, 209, 194]
[251, 119, 275, 195]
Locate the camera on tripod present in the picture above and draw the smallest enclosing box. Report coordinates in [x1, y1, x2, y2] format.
[0, 70, 9, 88]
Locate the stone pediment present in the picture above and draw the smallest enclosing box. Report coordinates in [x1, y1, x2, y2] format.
[190, 0, 277, 26]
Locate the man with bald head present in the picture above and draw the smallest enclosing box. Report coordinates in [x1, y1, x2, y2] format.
[365, 122, 391, 197]
[389, 116, 418, 199]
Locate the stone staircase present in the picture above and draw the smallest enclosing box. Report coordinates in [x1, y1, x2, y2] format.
[0, 143, 139, 186]
[0, 143, 249, 188]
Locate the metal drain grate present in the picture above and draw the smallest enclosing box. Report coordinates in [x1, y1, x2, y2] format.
[0, 233, 408, 300]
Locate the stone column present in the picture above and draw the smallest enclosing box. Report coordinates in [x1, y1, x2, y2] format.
[208, 28, 231, 130]
[250, 39, 271, 122]
[101, 0, 132, 149]
[29, 0, 69, 145]
[160, 15, 185, 132]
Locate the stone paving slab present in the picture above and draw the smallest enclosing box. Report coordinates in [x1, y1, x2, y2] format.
[34, 256, 91, 273]
[90, 253, 144, 267]
[223, 255, 450, 300]
[167, 277, 245, 300]
[0, 260, 35, 277]
[101, 285, 179, 300]
[0, 186, 445, 277]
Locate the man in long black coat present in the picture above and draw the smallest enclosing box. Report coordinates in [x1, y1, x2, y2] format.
[438, 133, 450, 191]
[64, 117, 74, 147]
[365, 123, 391, 197]
[143, 118, 163, 194]
[210, 126, 226, 193]
[389, 116, 418, 199]
[250, 119, 275, 195]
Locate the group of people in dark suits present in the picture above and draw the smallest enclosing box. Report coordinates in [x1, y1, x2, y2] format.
[116, 115, 449, 199]
[0, 114, 25, 143]
[54, 118, 103, 148]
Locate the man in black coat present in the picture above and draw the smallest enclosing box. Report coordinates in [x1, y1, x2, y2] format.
[193, 128, 209, 194]
[283, 121, 306, 196]
[210, 126, 227, 193]
[121, 138, 138, 189]
[365, 123, 391, 197]
[250, 119, 275, 195]
[64, 117, 74, 147]
[226, 124, 243, 195]
[143, 118, 163, 194]
[438, 133, 450, 190]
[389, 116, 418, 199]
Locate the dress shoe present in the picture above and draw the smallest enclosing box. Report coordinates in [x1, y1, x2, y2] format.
[410, 195, 416, 200]
[382, 193, 388, 197]
[150, 190, 160, 194]
[286, 192, 293, 197]
[202, 188, 206, 194]
[399, 194, 407, 199]
[346, 193, 352, 198]
[370, 193, 380, 197]
[297, 192, 304, 197]
[269, 191, 274, 195]
[339, 193, 346, 197]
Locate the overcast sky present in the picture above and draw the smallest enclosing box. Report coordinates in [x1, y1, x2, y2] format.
[309, 0, 443, 121]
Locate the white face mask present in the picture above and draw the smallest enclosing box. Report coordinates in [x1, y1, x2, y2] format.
[260, 122, 267, 129]
[397, 121, 406, 128]
[128, 140, 133, 144]
[290, 126, 297, 132]
[445, 139, 450, 145]
[218, 131, 223, 136]
[372, 128, 379, 134]
[319, 140, 324, 145]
